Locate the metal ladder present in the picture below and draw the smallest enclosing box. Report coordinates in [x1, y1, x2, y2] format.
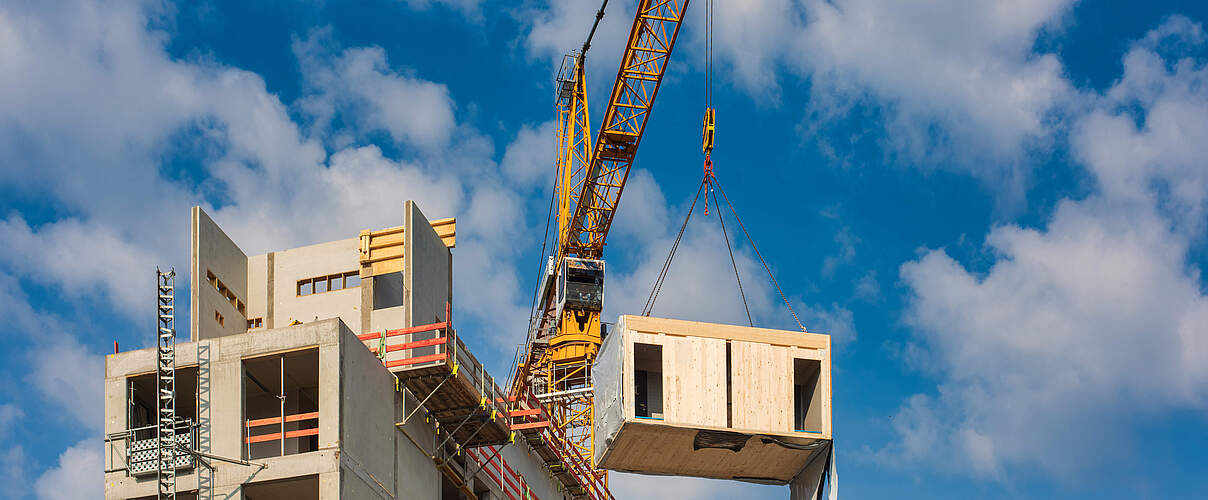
[156, 269, 177, 500]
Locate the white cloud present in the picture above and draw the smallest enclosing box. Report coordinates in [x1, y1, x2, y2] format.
[402, 0, 484, 21]
[34, 440, 102, 500]
[798, 301, 855, 344]
[797, 0, 1075, 180]
[26, 336, 104, 433]
[294, 29, 458, 150]
[519, 0, 1077, 188]
[0, 405, 20, 436]
[0, 216, 159, 318]
[853, 271, 880, 301]
[0, 446, 29, 500]
[820, 226, 857, 278]
[500, 121, 556, 189]
[887, 17, 1208, 480]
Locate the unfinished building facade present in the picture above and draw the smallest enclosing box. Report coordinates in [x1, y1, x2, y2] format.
[104, 202, 605, 500]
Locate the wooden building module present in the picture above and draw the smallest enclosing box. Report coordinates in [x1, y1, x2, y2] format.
[593, 315, 832, 484]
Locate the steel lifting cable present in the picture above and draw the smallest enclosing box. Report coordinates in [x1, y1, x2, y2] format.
[711, 175, 808, 333]
[709, 178, 753, 327]
[642, 175, 709, 316]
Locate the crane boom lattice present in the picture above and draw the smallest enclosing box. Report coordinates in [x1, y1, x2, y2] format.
[514, 0, 692, 491]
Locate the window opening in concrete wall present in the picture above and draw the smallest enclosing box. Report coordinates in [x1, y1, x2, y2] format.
[242, 474, 318, 500]
[207, 269, 246, 316]
[633, 343, 663, 419]
[215, 310, 224, 327]
[296, 271, 360, 297]
[372, 271, 403, 309]
[127, 367, 198, 475]
[247, 317, 264, 329]
[243, 348, 319, 460]
[793, 358, 823, 433]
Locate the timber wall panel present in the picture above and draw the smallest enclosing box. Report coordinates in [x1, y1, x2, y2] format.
[730, 340, 792, 433]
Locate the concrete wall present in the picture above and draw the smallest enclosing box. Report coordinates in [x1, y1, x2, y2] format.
[246, 253, 269, 330]
[403, 201, 451, 328]
[104, 320, 346, 499]
[105, 317, 572, 500]
[265, 238, 362, 333]
[192, 207, 250, 340]
[339, 324, 442, 500]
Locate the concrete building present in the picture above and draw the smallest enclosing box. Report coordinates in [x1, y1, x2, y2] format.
[103, 202, 601, 500]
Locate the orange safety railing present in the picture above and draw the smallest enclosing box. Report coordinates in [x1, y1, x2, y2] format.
[244, 412, 319, 444]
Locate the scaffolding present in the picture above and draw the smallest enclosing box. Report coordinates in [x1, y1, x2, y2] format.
[156, 268, 177, 500]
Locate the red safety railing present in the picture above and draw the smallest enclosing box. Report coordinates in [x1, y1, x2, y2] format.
[358, 322, 449, 368]
[506, 389, 613, 500]
[356, 303, 610, 499]
[358, 303, 452, 368]
[466, 445, 542, 500]
[244, 411, 319, 444]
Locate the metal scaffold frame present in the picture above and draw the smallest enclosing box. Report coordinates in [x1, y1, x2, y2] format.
[156, 268, 177, 500]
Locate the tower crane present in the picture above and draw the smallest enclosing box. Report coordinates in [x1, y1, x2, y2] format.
[510, 0, 694, 484]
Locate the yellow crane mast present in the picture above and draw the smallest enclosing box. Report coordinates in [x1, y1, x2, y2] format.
[511, 0, 692, 484]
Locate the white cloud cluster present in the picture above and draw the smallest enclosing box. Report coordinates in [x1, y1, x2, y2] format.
[33, 440, 102, 500]
[294, 29, 458, 150]
[889, 16, 1208, 479]
[794, 0, 1075, 172]
[522, 0, 1077, 189]
[0, 271, 104, 498]
[0, 0, 552, 488]
[401, 0, 485, 20]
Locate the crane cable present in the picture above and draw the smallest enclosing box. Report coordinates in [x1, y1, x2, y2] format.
[712, 175, 808, 333]
[642, 175, 708, 316]
[646, 0, 807, 332]
[710, 176, 753, 326]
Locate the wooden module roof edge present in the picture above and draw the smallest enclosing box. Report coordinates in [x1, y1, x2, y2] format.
[617, 315, 830, 350]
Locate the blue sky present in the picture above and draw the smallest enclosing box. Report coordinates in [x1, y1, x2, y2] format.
[1, 0, 1208, 498]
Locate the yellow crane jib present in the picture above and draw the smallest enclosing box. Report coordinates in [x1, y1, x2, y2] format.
[514, 0, 694, 492]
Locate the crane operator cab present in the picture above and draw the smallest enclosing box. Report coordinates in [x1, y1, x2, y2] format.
[557, 257, 605, 315]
